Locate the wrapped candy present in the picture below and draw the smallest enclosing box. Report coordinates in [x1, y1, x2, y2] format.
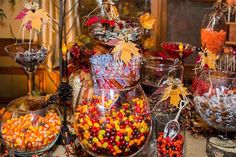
[90, 54, 142, 89]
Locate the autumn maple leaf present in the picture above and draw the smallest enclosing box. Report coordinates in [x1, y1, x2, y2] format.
[161, 79, 190, 108]
[111, 41, 141, 64]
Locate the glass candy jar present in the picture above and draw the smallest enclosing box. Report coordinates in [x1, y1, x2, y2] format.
[155, 118, 185, 157]
[0, 96, 61, 156]
[141, 57, 184, 121]
[201, 12, 226, 55]
[74, 83, 152, 157]
[193, 70, 236, 132]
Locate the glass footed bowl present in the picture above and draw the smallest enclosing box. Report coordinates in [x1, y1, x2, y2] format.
[74, 83, 152, 157]
[0, 96, 61, 156]
[5, 43, 48, 72]
[193, 70, 236, 132]
[161, 42, 195, 59]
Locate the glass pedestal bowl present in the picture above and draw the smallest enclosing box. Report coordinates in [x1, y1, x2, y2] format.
[74, 83, 152, 157]
[161, 42, 195, 60]
[5, 43, 48, 101]
[0, 96, 61, 156]
[193, 70, 236, 152]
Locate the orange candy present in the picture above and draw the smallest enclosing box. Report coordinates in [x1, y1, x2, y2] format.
[1, 113, 61, 152]
[201, 28, 226, 54]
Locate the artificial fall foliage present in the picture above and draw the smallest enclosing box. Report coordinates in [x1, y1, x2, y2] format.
[111, 40, 141, 64]
[161, 78, 190, 108]
[144, 37, 154, 49]
[199, 50, 218, 69]
[16, 1, 51, 32]
[140, 13, 155, 29]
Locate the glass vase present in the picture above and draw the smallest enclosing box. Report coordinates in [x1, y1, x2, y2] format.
[201, 12, 226, 55]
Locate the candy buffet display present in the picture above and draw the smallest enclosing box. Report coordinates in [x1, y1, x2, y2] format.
[0, 97, 61, 156]
[74, 84, 152, 156]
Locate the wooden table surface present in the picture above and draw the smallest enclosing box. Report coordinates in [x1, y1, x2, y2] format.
[53, 132, 208, 157]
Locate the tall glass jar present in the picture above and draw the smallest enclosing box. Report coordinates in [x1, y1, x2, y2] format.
[74, 82, 152, 157]
[201, 12, 226, 55]
[141, 57, 184, 120]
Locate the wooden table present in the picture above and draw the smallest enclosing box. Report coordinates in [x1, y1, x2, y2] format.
[52, 132, 208, 157]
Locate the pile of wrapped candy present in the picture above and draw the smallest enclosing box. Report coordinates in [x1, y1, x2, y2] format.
[194, 87, 236, 131]
[74, 96, 151, 156]
[85, 16, 143, 42]
[90, 54, 142, 89]
[1, 112, 61, 152]
[14, 47, 48, 72]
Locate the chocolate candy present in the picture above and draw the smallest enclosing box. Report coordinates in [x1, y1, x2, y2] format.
[157, 132, 184, 157]
[74, 96, 151, 156]
[194, 89, 236, 131]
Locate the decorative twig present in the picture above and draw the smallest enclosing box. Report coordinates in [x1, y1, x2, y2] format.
[9, 23, 16, 40]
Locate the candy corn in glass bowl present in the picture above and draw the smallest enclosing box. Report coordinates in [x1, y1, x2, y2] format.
[0, 96, 61, 156]
[74, 82, 152, 157]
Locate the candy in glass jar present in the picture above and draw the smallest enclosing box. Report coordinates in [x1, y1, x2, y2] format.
[0, 96, 61, 156]
[74, 83, 152, 157]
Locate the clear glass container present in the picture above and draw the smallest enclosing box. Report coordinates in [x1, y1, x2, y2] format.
[141, 57, 184, 120]
[201, 12, 226, 55]
[155, 117, 185, 157]
[90, 54, 142, 89]
[0, 96, 61, 156]
[193, 70, 236, 132]
[74, 83, 152, 157]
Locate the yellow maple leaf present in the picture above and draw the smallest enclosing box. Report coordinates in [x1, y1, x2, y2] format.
[140, 13, 155, 29]
[23, 9, 50, 32]
[161, 79, 190, 108]
[144, 37, 154, 49]
[169, 88, 182, 108]
[110, 5, 119, 19]
[111, 41, 141, 64]
[199, 51, 218, 69]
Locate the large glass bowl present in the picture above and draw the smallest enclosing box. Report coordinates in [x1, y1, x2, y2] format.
[0, 96, 61, 156]
[193, 70, 236, 132]
[74, 83, 152, 157]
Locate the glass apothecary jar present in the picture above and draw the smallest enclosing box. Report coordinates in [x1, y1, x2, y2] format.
[141, 57, 184, 121]
[155, 118, 185, 157]
[0, 96, 61, 156]
[74, 83, 152, 157]
[193, 70, 236, 132]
